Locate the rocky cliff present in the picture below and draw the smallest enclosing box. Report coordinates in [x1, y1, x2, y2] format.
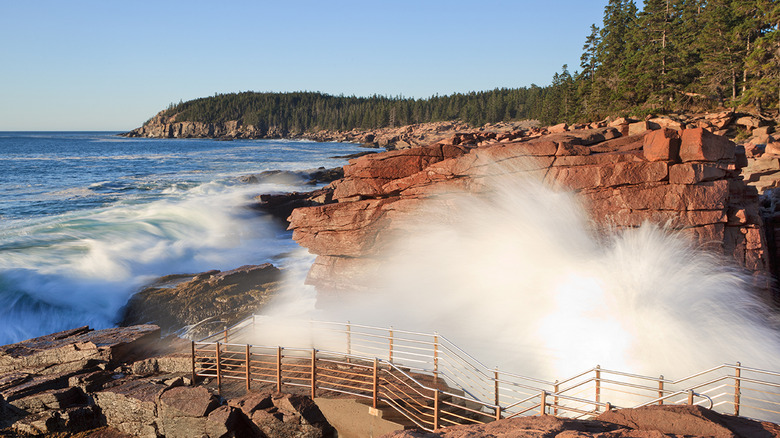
[287, 121, 770, 295]
[121, 111, 281, 139]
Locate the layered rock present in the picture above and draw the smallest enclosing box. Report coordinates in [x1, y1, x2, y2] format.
[0, 324, 336, 437]
[288, 125, 769, 294]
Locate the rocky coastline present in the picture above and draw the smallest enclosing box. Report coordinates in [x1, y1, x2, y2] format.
[2, 324, 780, 437]
[4, 112, 780, 436]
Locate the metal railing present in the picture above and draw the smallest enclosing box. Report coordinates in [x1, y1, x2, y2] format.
[192, 316, 780, 431]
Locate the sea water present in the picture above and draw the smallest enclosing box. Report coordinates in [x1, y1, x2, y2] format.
[0, 132, 366, 345]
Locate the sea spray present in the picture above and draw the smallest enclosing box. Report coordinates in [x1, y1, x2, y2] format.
[260, 169, 780, 381]
[0, 183, 296, 344]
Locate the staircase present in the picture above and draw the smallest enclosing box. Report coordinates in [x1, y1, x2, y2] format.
[191, 316, 780, 431]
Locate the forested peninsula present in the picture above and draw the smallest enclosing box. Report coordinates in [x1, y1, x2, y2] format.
[124, 0, 779, 140]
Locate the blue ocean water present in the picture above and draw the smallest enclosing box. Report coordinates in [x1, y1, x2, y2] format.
[0, 132, 366, 344]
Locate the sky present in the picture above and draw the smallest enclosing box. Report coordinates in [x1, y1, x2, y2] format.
[0, 1, 607, 131]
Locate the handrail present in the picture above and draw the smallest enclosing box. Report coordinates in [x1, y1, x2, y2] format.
[192, 316, 780, 429]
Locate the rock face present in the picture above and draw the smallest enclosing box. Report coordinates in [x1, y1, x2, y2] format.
[381, 405, 780, 438]
[0, 325, 167, 435]
[0, 324, 336, 437]
[120, 263, 282, 338]
[121, 111, 273, 139]
[288, 124, 768, 294]
[0, 325, 160, 376]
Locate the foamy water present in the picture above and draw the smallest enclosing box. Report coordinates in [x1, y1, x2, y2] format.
[0, 132, 366, 344]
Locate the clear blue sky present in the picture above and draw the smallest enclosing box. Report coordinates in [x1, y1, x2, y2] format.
[0, 1, 607, 131]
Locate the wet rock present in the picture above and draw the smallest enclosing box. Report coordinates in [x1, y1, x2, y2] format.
[121, 263, 282, 337]
[254, 187, 334, 226]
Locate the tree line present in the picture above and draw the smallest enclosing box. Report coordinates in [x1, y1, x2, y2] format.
[160, 0, 778, 133]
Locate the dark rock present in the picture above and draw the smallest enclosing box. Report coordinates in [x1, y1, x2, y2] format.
[330, 151, 379, 159]
[306, 167, 345, 184]
[11, 405, 101, 436]
[9, 386, 87, 414]
[120, 264, 282, 338]
[253, 187, 334, 226]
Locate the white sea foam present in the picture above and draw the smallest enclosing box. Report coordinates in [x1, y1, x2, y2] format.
[0, 182, 296, 344]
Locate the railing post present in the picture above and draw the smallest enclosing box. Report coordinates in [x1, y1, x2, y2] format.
[495, 404, 502, 421]
[605, 402, 612, 411]
[373, 358, 379, 409]
[433, 333, 439, 384]
[191, 341, 196, 386]
[345, 321, 352, 364]
[311, 348, 317, 399]
[658, 375, 664, 405]
[224, 326, 228, 344]
[494, 368, 499, 407]
[688, 389, 694, 405]
[553, 381, 559, 416]
[734, 362, 741, 416]
[389, 327, 394, 363]
[276, 346, 283, 393]
[245, 344, 251, 391]
[540, 390, 547, 416]
[595, 366, 601, 413]
[434, 389, 440, 430]
[216, 343, 222, 395]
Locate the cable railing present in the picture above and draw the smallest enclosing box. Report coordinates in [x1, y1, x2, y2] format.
[193, 316, 780, 431]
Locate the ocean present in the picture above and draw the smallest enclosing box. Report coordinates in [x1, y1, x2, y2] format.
[0, 131, 367, 345]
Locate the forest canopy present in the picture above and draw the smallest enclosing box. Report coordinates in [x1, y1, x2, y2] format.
[159, 0, 779, 133]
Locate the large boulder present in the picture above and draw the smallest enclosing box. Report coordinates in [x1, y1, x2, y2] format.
[0, 325, 160, 376]
[121, 264, 282, 337]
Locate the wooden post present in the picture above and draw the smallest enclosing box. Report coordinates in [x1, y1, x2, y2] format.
[191, 341, 196, 386]
[276, 346, 283, 393]
[434, 389, 440, 430]
[494, 368, 500, 407]
[389, 327, 394, 363]
[216, 343, 222, 395]
[553, 381, 559, 416]
[373, 358, 379, 409]
[311, 348, 317, 399]
[245, 344, 251, 391]
[658, 375, 664, 405]
[734, 362, 741, 416]
[224, 326, 228, 343]
[433, 333, 439, 384]
[595, 366, 601, 413]
[605, 402, 612, 411]
[688, 389, 694, 405]
[495, 404, 502, 421]
[540, 391, 547, 416]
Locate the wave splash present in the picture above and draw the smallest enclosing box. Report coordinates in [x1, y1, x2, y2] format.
[272, 173, 780, 380]
[0, 183, 293, 345]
